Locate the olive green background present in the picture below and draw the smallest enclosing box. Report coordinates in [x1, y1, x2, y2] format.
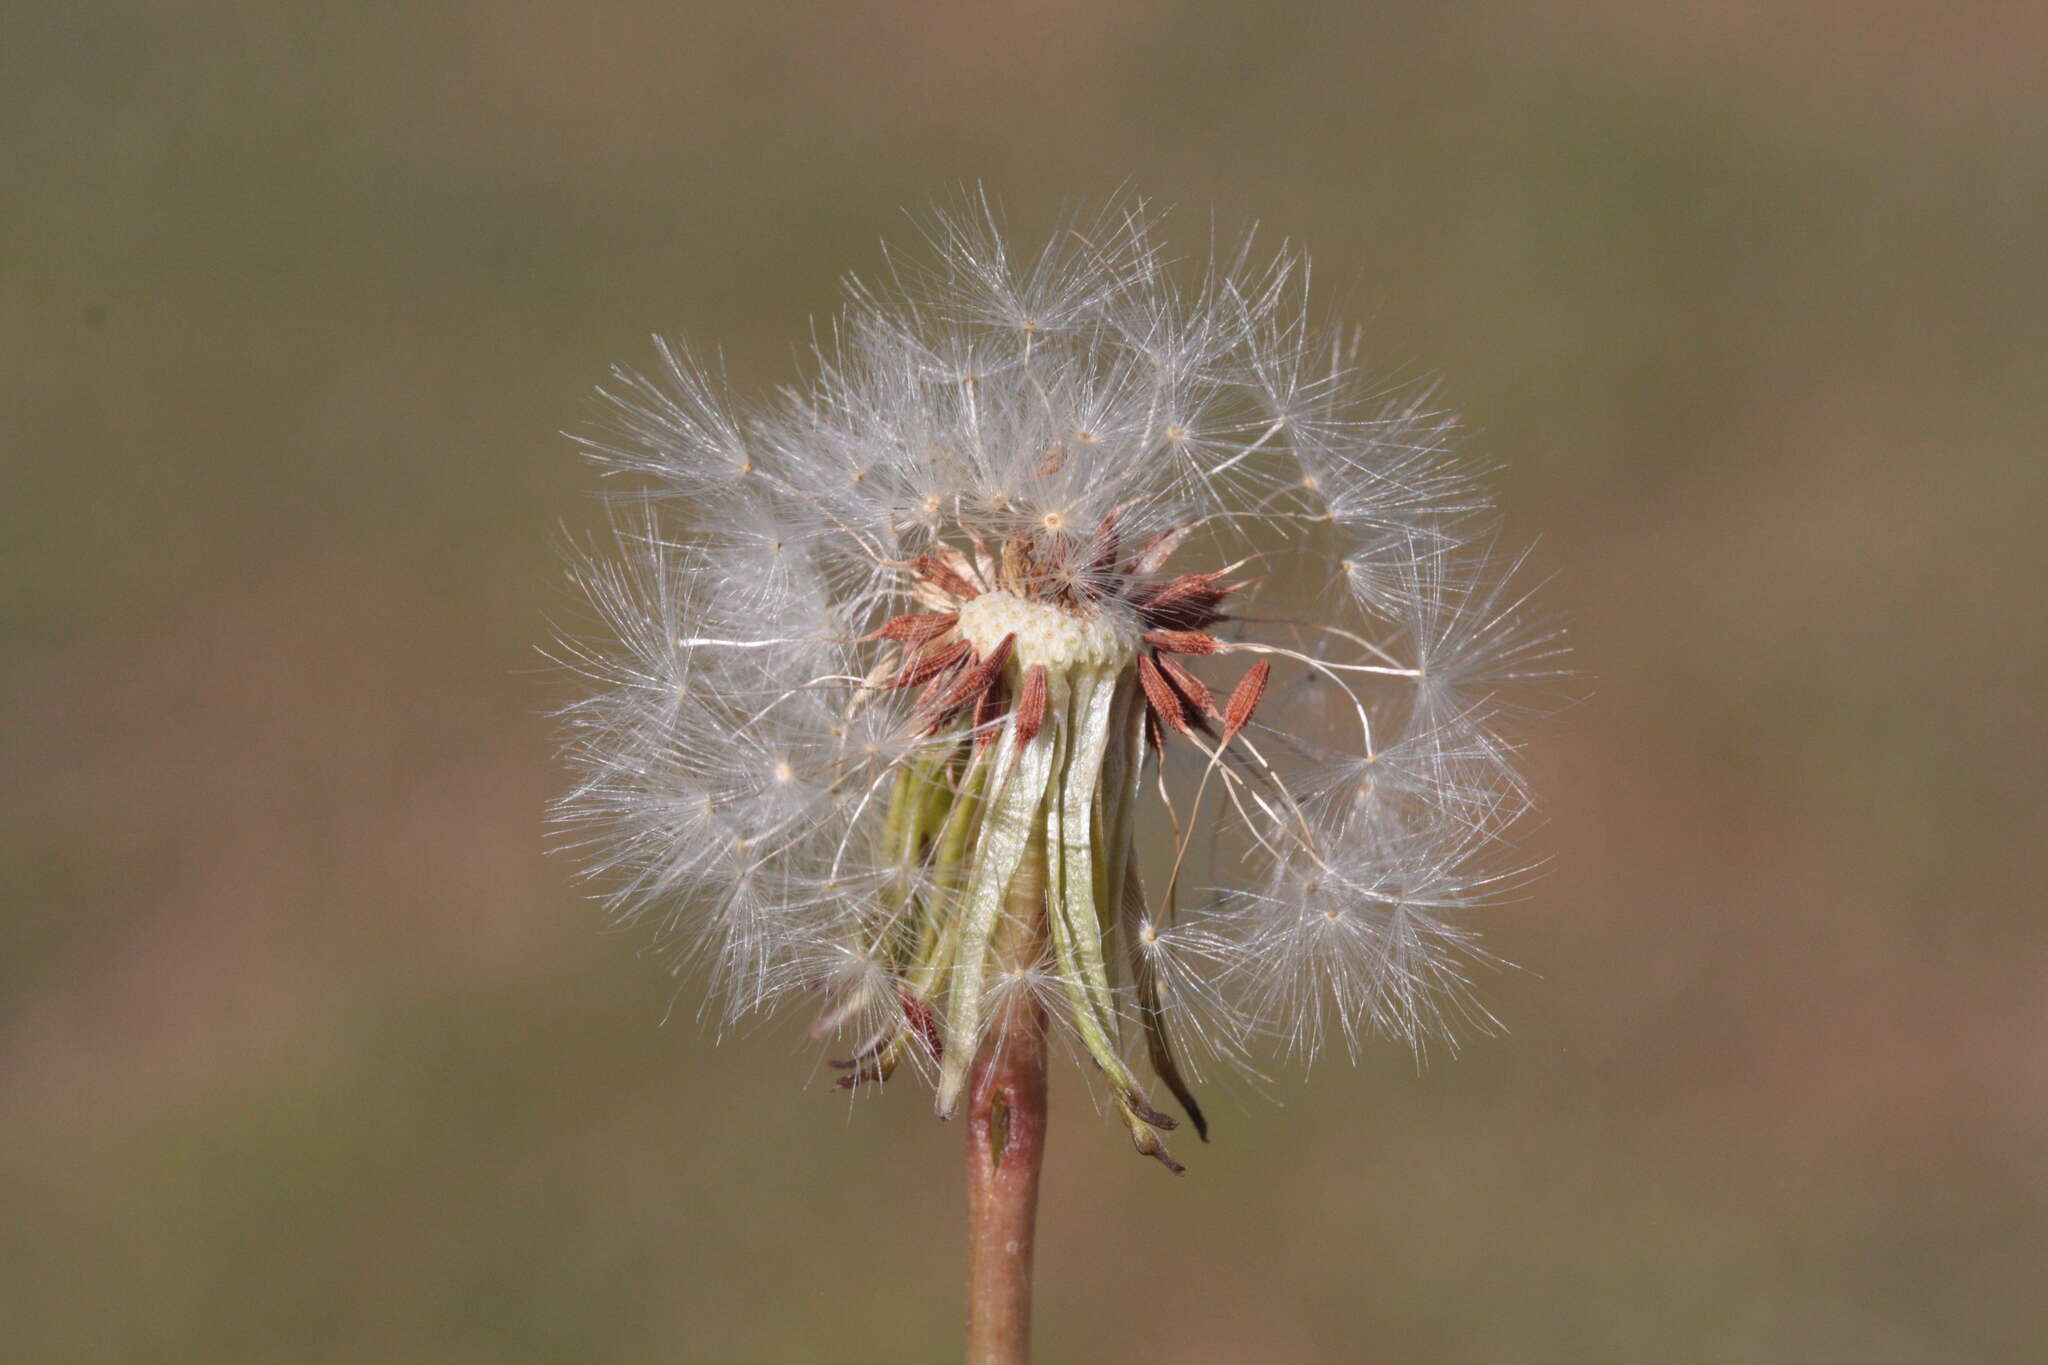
[7, 3, 2045, 1361]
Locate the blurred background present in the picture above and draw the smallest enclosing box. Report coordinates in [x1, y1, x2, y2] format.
[7, 3, 2045, 1361]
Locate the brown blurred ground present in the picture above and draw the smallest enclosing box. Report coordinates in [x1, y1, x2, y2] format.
[6, 3, 2046, 1361]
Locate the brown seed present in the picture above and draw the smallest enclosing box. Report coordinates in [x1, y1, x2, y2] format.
[1014, 664, 1048, 749]
[915, 659, 967, 714]
[1138, 655, 1193, 736]
[912, 551, 980, 601]
[972, 668, 1009, 747]
[1131, 571, 1233, 629]
[893, 637, 970, 689]
[1142, 628, 1219, 656]
[1222, 660, 1272, 740]
[936, 633, 1014, 714]
[874, 610, 958, 643]
[1153, 653, 1216, 716]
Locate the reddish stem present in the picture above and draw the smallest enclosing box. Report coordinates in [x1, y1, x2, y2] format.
[963, 862, 1050, 1364]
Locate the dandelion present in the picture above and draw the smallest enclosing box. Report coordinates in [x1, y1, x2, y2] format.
[553, 195, 1563, 1363]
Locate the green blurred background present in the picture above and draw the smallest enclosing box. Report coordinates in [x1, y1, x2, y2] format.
[7, 3, 2045, 1361]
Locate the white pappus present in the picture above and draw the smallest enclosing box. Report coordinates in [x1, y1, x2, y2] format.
[552, 195, 1565, 1171]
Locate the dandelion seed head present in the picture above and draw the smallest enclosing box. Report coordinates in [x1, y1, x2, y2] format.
[552, 192, 1563, 1165]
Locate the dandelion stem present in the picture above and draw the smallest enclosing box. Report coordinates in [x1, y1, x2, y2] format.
[964, 839, 1049, 1365]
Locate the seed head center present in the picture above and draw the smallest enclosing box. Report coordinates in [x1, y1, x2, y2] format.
[954, 589, 1137, 674]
